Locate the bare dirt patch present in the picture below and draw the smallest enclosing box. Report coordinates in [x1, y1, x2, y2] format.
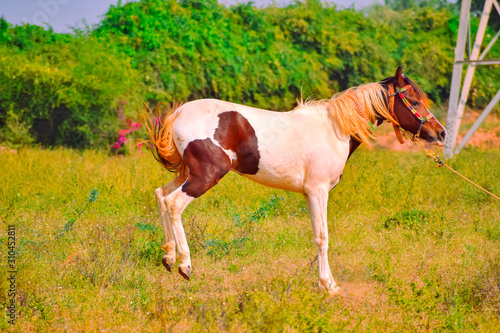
[339, 281, 379, 300]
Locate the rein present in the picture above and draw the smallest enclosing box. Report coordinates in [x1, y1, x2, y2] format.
[399, 128, 500, 202]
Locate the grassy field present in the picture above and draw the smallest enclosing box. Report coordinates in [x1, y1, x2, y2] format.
[0, 145, 499, 332]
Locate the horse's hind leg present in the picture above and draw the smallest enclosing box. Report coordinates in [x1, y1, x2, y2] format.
[165, 138, 232, 280]
[154, 176, 186, 272]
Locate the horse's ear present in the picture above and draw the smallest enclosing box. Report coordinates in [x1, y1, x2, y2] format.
[395, 65, 406, 87]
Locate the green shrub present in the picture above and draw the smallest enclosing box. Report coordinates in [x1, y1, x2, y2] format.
[1, 0, 499, 148]
[0, 23, 143, 148]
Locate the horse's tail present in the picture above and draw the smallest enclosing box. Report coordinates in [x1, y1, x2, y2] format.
[142, 103, 188, 178]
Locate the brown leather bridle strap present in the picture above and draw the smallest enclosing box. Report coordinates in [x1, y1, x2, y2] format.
[392, 123, 406, 144]
[387, 83, 405, 144]
[387, 82, 395, 114]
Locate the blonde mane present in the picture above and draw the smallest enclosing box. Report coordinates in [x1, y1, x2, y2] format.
[300, 83, 399, 146]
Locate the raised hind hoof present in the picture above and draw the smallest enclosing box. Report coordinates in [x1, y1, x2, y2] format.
[161, 254, 175, 272]
[178, 265, 192, 281]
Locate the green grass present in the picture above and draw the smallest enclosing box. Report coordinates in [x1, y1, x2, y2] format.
[0, 147, 499, 332]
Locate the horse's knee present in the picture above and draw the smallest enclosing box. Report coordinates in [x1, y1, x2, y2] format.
[164, 194, 178, 215]
[154, 187, 167, 208]
[164, 191, 193, 220]
[314, 231, 328, 249]
[154, 187, 163, 199]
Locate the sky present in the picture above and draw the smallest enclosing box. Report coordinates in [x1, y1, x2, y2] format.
[0, 0, 382, 33]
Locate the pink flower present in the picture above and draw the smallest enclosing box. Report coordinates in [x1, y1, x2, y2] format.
[118, 129, 131, 136]
[118, 136, 127, 144]
[118, 108, 125, 120]
[130, 122, 140, 130]
[111, 142, 120, 149]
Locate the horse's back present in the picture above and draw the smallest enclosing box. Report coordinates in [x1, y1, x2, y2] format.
[173, 99, 286, 150]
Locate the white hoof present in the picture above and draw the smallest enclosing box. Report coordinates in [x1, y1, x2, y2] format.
[319, 279, 341, 295]
[327, 285, 341, 296]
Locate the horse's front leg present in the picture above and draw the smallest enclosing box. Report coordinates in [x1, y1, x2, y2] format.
[154, 176, 186, 272]
[304, 189, 340, 295]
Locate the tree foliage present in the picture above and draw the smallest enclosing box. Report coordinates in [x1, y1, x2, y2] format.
[0, 22, 142, 148]
[0, 0, 498, 148]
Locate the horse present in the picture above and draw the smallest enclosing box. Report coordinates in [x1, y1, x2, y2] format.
[144, 66, 447, 295]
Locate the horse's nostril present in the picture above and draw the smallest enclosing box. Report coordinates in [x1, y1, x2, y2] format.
[439, 130, 446, 141]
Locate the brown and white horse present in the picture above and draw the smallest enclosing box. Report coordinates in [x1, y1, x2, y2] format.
[145, 66, 446, 294]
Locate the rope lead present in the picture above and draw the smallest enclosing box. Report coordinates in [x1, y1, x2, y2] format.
[401, 129, 500, 202]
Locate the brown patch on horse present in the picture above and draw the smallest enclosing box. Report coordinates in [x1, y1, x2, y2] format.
[347, 136, 362, 160]
[214, 111, 260, 175]
[181, 138, 231, 198]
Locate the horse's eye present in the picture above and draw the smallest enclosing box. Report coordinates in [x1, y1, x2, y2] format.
[412, 101, 419, 107]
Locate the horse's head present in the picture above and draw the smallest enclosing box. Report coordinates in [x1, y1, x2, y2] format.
[384, 66, 447, 146]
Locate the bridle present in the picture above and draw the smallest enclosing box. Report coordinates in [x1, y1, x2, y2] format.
[387, 80, 434, 143]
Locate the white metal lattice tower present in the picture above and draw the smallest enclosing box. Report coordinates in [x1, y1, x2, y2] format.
[444, 0, 500, 158]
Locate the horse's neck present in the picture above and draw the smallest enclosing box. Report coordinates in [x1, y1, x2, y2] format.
[347, 111, 385, 160]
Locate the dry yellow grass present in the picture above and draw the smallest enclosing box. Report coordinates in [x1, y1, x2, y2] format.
[0, 146, 499, 332]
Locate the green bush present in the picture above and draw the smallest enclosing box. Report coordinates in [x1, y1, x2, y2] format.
[0, 0, 499, 148]
[0, 22, 143, 148]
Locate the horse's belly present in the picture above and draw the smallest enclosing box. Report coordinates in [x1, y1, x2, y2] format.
[237, 144, 349, 194]
[237, 161, 306, 193]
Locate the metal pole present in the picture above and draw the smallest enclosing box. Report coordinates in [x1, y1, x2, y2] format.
[454, 89, 500, 154]
[494, 0, 500, 14]
[478, 28, 500, 60]
[444, 0, 471, 158]
[445, 0, 493, 157]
